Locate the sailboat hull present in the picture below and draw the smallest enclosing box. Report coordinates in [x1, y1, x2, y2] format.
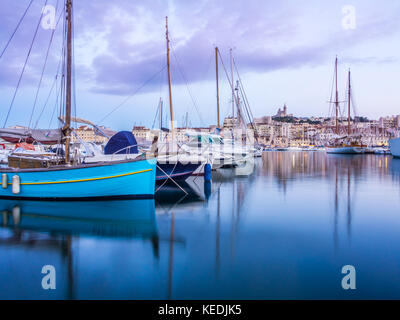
[156, 162, 201, 182]
[0, 158, 156, 200]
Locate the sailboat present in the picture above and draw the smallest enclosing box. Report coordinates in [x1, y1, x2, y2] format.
[325, 57, 365, 154]
[0, 0, 156, 200]
[183, 47, 255, 168]
[150, 17, 203, 183]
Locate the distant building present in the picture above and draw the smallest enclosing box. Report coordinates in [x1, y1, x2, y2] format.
[72, 125, 114, 143]
[222, 117, 238, 130]
[132, 126, 151, 141]
[378, 115, 400, 128]
[254, 116, 272, 124]
[274, 104, 293, 118]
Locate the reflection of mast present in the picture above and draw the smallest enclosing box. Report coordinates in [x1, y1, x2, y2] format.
[230, 180, 235, 260]
[333, 165, 339, 253]
[235, 180, 243, 230]
[167, 211, 175, 300]
[64, 236, 75, 300]
[216, 188, 220, 276]
[347, 167, 352, 242]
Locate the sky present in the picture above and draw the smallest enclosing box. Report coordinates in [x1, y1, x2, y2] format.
[0, 0, 399, 130]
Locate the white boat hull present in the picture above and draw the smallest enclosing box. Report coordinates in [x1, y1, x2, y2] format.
[326, 146, 365, 154]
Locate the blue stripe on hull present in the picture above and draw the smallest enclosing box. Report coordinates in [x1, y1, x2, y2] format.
[0, 158, 156, 199]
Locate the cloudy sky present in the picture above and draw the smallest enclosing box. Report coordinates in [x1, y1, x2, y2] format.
[0, 0, 399, 130]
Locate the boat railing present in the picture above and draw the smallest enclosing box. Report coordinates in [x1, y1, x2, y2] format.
[110, 144, 144, 161]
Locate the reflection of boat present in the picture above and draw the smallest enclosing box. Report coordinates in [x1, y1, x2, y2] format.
[155, 180, 203, 204]
[0, 199, 158, 239]
[389, 138, 400, 158]
[390, 158, 400, 175]
[0, 198, 159, 299]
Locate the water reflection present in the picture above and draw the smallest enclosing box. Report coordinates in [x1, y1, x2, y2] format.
[261, 151, 392, 184]
[390, 158, 400, 184]
[0, 200, 158, 240]
[261, 152, 394, 251]
[0, 199, 158, 299]
[1, 152, 400, 299]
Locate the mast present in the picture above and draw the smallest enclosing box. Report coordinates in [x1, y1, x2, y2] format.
[230, 48, 235, 134]
[347, 69, 351, 135]
[165, 16, 174, 137]
[335, 56, 339, 135]
[64, 0, 72, 163]
[235, 80, 241, 127]
[215, 47, 220, 128]
[159, 98, 163, 129]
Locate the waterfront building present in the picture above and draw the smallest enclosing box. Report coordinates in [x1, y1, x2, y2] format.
[72, 125, 114, 143]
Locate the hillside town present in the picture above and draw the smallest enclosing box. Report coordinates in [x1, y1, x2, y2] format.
[130, 104, 400, 147]
[1, 105, 399, 148]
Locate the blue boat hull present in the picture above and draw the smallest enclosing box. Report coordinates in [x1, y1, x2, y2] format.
[156, 162, 201, 183]
[0, 158, 157, 200]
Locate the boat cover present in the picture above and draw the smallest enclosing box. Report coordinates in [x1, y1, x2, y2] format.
[104, 131, 138, 154]
[0, 128, 62, 144]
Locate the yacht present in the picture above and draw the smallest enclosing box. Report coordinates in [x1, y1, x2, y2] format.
[182, 131, 252, 169]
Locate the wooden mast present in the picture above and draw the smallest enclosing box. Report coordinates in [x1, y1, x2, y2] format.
[347, 69, 351, 135]
[215, 47, 220, 128]
[334, 56, 339, 135]
[64, 0, 72, 163]
[165, 16, 174, 138]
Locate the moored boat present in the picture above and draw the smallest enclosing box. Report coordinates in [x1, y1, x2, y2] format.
[324, 57, 365, 154]
[326, 146, 365, 154]
[0, 158, 156, 200]
[0, 0, 157, 200]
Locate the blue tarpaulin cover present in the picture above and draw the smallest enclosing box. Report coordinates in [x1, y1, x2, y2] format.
[104, 131, 138, 154]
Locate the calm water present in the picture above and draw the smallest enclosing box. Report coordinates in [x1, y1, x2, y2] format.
[1, 152, 400, 299]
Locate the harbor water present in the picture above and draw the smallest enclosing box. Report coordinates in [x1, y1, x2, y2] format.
[1, 151, 400, 299]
